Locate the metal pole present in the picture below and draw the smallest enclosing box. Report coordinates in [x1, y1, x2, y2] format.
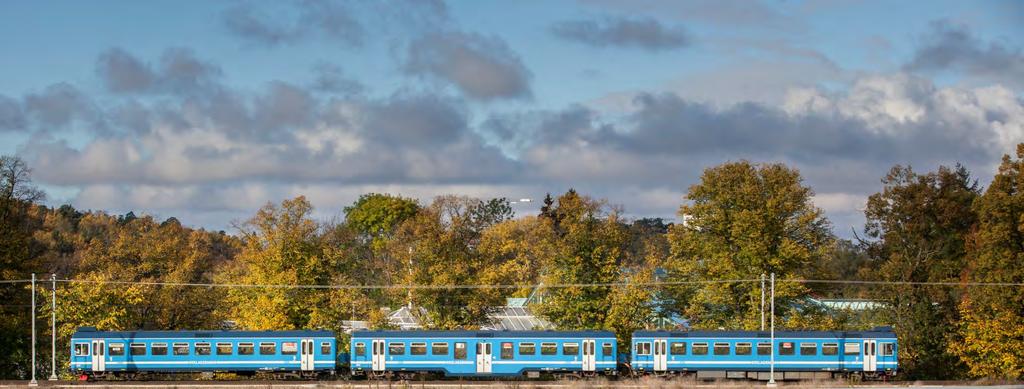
[49, 273, 57, 381]
[767, 272, 776, 387]
[760, 273, 765, 331]
[30, 273, 38, 386]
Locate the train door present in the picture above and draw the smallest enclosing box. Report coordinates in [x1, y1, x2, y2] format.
[91, 340, 105, 372]
[582, 339, 596, 372]
[476, 342, 492, 374]
[863, 340, 876, 372]
[653, 339, 667, 372]
[300, 339, 314, 371]
[371, 339, 386, 372]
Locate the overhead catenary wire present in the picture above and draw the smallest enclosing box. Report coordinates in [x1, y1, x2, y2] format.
[1, 277, 1022, 288]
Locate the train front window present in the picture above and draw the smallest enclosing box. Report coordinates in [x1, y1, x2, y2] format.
[882, 343, 894, 356]
[74, 343, 88, 356]
[354, 342, 365, 356]
[757, 342, 771, 355]
[713, 342, 730, 355]
[195, 342, 211, 356]
[822, 343, 838, 356]
[779, 342, 794, 355]
[844, 342, 860, 355]
[173, 342, 189, 355]
[130, 343, 146, 356]
[109, 343, 125, 356]
[152, 343, 168, 355]
[217, 342, 233, 355]
[735, 342, 752, 355]
[799, 343, 817, 355]
[691, 343, 708, 355]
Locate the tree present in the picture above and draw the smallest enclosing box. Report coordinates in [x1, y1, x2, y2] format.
[343, 193, 420, 252]
[861, 164, 979, 379]
[535, 190, 628, 330]
[665, 161, 833, 330]
[953, 145, 1024, 379]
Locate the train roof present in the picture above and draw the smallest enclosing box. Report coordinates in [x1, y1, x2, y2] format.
[71, 327, 334, 339]
[633, 326, 896, 339]
[351, 330, 615, 338]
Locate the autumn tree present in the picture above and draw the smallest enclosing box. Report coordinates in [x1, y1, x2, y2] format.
[953, 145, 1024, 379]
[344, 193, 419, 252]
[535, 190, 629, 330]
[860, 164, 978, 379]
[220, 196, 366, 331]
[665, 161, 833, 330]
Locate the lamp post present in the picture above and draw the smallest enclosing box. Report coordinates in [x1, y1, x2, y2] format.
[49, 273, 58, 381]
[767, 272, 776, 387]
[760, 273, 765, 331]
[29, 273, 38, 387]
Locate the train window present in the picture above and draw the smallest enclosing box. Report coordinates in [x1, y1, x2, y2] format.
[501, 343, 514, 359]
[410, 342, 427, 355]
[217, 342, 233, 355]
[736, 342, 752, 355]
[757, 342, 771, 355]
[822, 343, 838, 356]
[389, 342, 405, 355]
[173, 342, 190, 356]
[692, 343, 708, 355]
[602, 343, 613, 357]
[130, 343, 146, 356]
[354, 342, 365, 356]
[454, 342, 467, 359]
[282, 342, 297, 355]
[670, 342, 686, 355]
[541, 342, 558, 355]
[635, 342, 651, 356]
[431, 342, 448, 355]
[74, 343, 89, 356]
[152, 343, 168, 356]
[844, 342, 860, 355]
[239, 342, 254, 355]
[519, 342, 535, 355]
[779, 342, 794, 355]
[563, 343, 579, 355]
[260, 342, 277, 355]
[799, 343, 816, 355]
[196, 342, 211, 356]
[713, 342, 730, 355]
[321, 342, 331, 355]
[882, 343, 894, 356]
[109, 343, 125, 356]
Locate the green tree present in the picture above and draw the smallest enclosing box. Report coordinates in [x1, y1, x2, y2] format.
[665, 161, 833, 330]
[953, 145, 1024, 379]
[344, 193, 420, 252]
[861, 164, 979, 379]
[535, 190, 628, 329]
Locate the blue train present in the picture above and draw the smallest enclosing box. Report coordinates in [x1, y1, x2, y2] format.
[70, 326, 898, 381]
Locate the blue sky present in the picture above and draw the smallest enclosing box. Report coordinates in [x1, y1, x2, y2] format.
[1, 0, 1022, 236]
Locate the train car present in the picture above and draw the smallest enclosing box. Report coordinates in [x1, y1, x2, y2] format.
[349, 330, 617, 379]
[630, 326, 897, 380]
[69, 327, 337, 379]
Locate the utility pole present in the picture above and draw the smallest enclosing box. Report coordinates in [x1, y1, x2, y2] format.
[760, 273, 765, 331]
[29, 273, 38, 387]
[49, 273, 58, 381]
[767, 272, 776, 387]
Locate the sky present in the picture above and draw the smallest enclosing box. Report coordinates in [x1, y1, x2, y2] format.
[1, 0, 1022, 237]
